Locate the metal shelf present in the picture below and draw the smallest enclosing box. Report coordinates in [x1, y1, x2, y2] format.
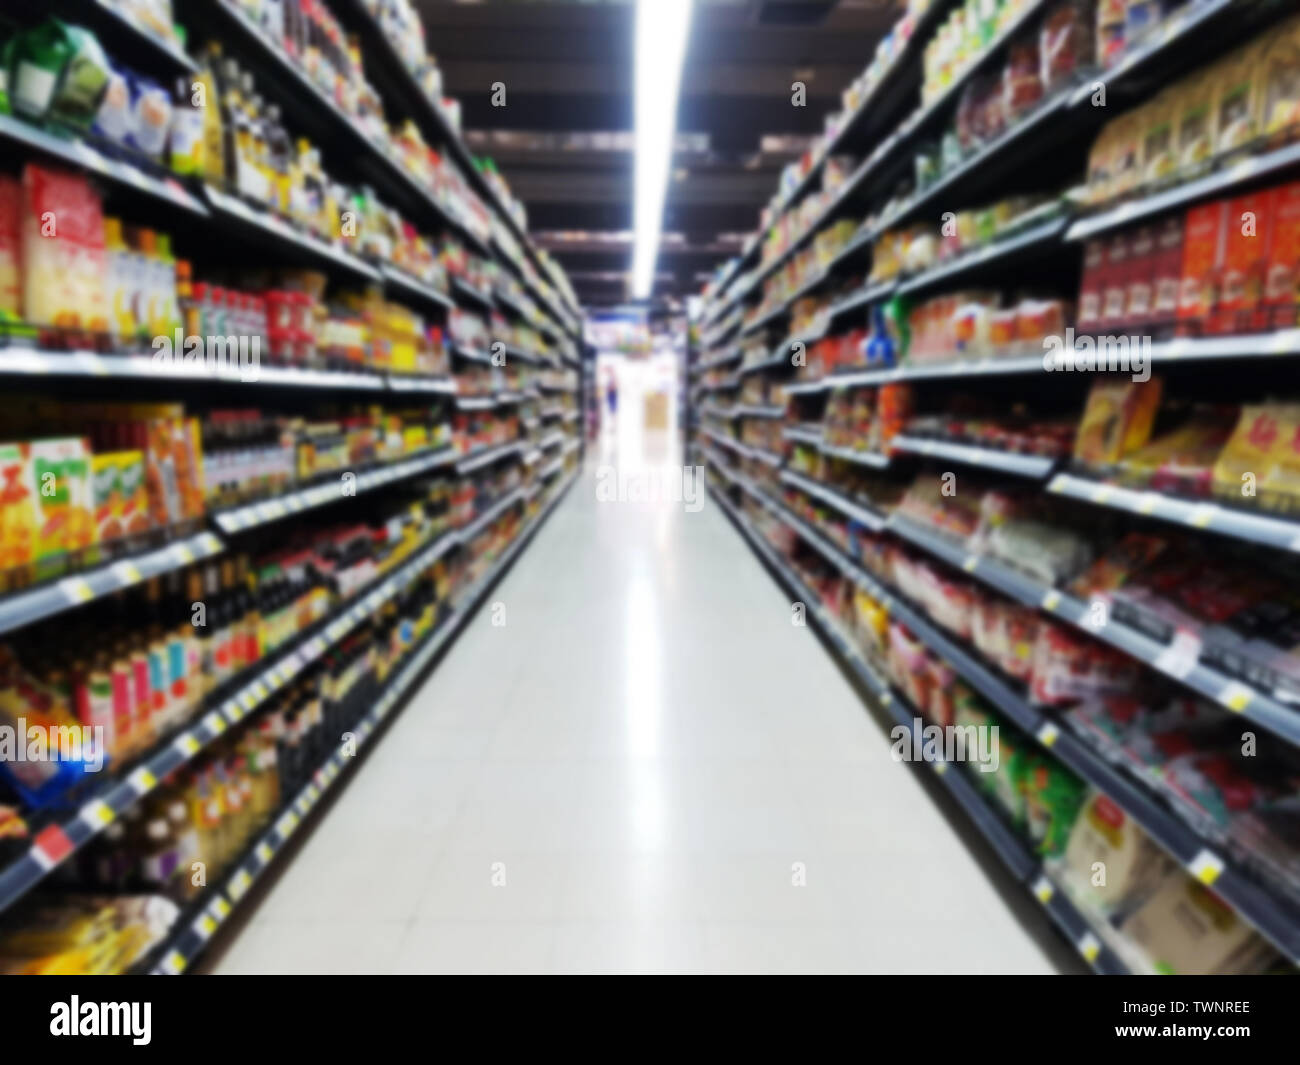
[891, 435, 1058, 480]
[204, 187, 380, 284]
[0, 113, 208, 219]
[455, 440, 525, 474]
[0, 532, 223, 638]
[212, 447, 456, 534]
[0, 526, 460, 919]
[1048, 472, 1300, 554]
[778, 469, 888, 532]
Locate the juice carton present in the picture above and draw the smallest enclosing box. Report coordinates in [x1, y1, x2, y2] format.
[0, 442, 36, 591]
[28, 437, 93, 581]
[90, 452, 122, 560]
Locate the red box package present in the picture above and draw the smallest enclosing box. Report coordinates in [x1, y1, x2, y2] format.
[1150, 214, 1185, 332]
[1177, 200, 1229, 336]
[1213, 189, 1273, 335]
[1100, 233, 1132, 333]
[1265, 180, 1300, 330]
[1124, 224, 1157, 331]
[1077, 239, 1105, 333]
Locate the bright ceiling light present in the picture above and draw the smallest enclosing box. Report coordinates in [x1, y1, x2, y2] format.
[631, 0, 693, 300]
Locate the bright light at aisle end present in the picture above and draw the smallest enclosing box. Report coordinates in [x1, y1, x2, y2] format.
[632, 0, 693, 300]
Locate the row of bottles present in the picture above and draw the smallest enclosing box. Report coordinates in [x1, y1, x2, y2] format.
[1, 555, 333, 767]
[66, 570, 452, 904]
[192, 42, 340, 238]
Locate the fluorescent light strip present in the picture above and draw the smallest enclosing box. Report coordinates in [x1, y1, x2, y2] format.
[632, 0, 693, 300]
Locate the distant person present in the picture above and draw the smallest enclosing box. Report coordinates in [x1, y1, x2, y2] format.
[606, 379, 618, 419]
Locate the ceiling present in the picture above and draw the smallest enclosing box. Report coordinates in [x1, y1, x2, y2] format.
[415, 0, 896, 310]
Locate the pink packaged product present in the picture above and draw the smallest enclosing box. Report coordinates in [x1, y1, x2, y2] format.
[1029, 621, 1143, 706]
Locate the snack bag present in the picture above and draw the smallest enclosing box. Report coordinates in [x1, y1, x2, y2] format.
[1061, 789, 1173, 918]
[1259, 15, 1300, 144]
[1211, 403, 1300, 508]
[1022, 757, 1086, 857]
[1140, 90, 1177, 186]
[1073, 378, 1164, 466]
[1212, 44, 1265, 156]
[1172, 73, 1218, 177]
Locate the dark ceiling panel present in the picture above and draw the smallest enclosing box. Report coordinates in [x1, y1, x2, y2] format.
[411, 0, 891, 306]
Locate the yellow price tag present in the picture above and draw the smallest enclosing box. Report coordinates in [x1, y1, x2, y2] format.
[213, 898, 231, 919]
[197, 914, 217, 937]
[176, 733, 200, 757]
[1219, 683, 1252, 714]
[228, 870, 252, 899]
[60, 577, 94, 604]
[1189, 850, 1224, 886]
[1034, 878, 1054, 904]
[113, 561, 143, 586]
[1041, 590, 1061, 612]
[130, 767, 157, 794]
[172, 544, 194, 564]
[255, 842, 273, 864]
[80, 800, 115, 828]
[1036, 723, 1060, 747]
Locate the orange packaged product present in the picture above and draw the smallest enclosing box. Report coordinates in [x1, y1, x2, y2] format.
[1265, 180, 1300, 330]
[1073, 378, 1164, 467]
[1212, 188, 1274, 335]
[1176, 200, 1229, 336]
[0, 442, 35, 591]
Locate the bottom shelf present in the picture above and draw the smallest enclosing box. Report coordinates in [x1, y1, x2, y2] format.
[706, 481, 1128, 975]
[143, 472, 578, 975]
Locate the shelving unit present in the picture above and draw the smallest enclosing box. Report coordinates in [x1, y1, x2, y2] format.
[692, 0, 1300, 977]
[0, 0, 585, 976]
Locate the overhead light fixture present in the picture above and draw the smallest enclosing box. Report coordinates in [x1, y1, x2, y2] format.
[631, 0, 693, 300]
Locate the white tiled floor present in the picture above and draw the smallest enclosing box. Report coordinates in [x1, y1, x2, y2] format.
[209, 413, 1071, 974]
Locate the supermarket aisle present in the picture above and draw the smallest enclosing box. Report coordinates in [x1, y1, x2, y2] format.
[208, 440, 1072, 974]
